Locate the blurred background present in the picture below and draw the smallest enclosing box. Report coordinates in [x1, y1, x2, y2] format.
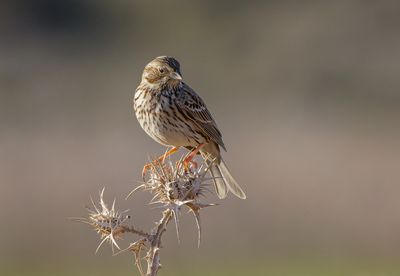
[1, 1, 400, 275]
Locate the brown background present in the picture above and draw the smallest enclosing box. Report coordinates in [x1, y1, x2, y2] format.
[1, 1, 400, 275]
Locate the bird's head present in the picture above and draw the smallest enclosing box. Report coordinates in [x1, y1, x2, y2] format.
[141, 56, 183, 88]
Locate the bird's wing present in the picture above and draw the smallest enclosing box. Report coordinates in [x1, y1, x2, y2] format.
[176, 83, 226, 151]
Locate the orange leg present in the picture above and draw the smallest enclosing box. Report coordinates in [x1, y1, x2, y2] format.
[183, 143, 205, 170]
[142, 147, 179, 178]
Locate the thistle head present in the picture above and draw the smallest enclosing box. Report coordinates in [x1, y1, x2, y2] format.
[72, 188, 130, 253]
[128, 155, 216, 246]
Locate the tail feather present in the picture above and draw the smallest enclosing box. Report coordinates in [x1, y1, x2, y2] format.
[207, 158, 246, 199]
[209, 164, 228, 199]
[218, 159, 246, 199]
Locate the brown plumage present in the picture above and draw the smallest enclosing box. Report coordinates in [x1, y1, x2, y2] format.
[133, 56, 246, 199]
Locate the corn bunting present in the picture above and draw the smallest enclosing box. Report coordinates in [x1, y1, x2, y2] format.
[133, 56, 245, 199]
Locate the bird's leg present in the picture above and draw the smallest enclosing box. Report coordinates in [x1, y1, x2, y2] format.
[142, 147, 179, 178]
[183, 143, 205, 170]
[161, 146, 179, 163]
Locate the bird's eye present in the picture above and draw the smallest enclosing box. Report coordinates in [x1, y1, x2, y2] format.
[158, 68, 165, 73]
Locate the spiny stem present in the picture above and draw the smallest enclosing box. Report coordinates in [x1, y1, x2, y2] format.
[119, 225, 150, 239]
[146, 209, 173, 276]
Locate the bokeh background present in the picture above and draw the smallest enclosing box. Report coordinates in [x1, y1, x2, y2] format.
[1, 1, 400, 275]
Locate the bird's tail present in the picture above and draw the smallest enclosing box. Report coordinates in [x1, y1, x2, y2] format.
[208, 159, 246, 199]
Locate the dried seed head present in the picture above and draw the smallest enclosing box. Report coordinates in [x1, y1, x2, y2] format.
[73, 188, 130, 253]
[133, 157, 212, 204]
[128, 156, 216, 246]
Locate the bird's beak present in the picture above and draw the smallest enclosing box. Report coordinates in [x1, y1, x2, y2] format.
[169, 71, 182, 80]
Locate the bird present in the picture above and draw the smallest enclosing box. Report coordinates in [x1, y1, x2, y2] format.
[133, 56, 246, 199]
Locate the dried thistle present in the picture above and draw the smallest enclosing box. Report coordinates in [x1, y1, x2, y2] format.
[71, 188, 131, 253]
[74, 155, 217, 276]
[128, 155, 216, 246]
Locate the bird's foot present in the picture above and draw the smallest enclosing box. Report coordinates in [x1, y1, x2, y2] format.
[183, 159, 198, 171]
[142, 147, 179, 179]
[181, 143, 205, 172]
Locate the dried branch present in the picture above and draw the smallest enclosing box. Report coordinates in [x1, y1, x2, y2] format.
[146, 209, 172, 276]
[73, 155, 217, 275]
